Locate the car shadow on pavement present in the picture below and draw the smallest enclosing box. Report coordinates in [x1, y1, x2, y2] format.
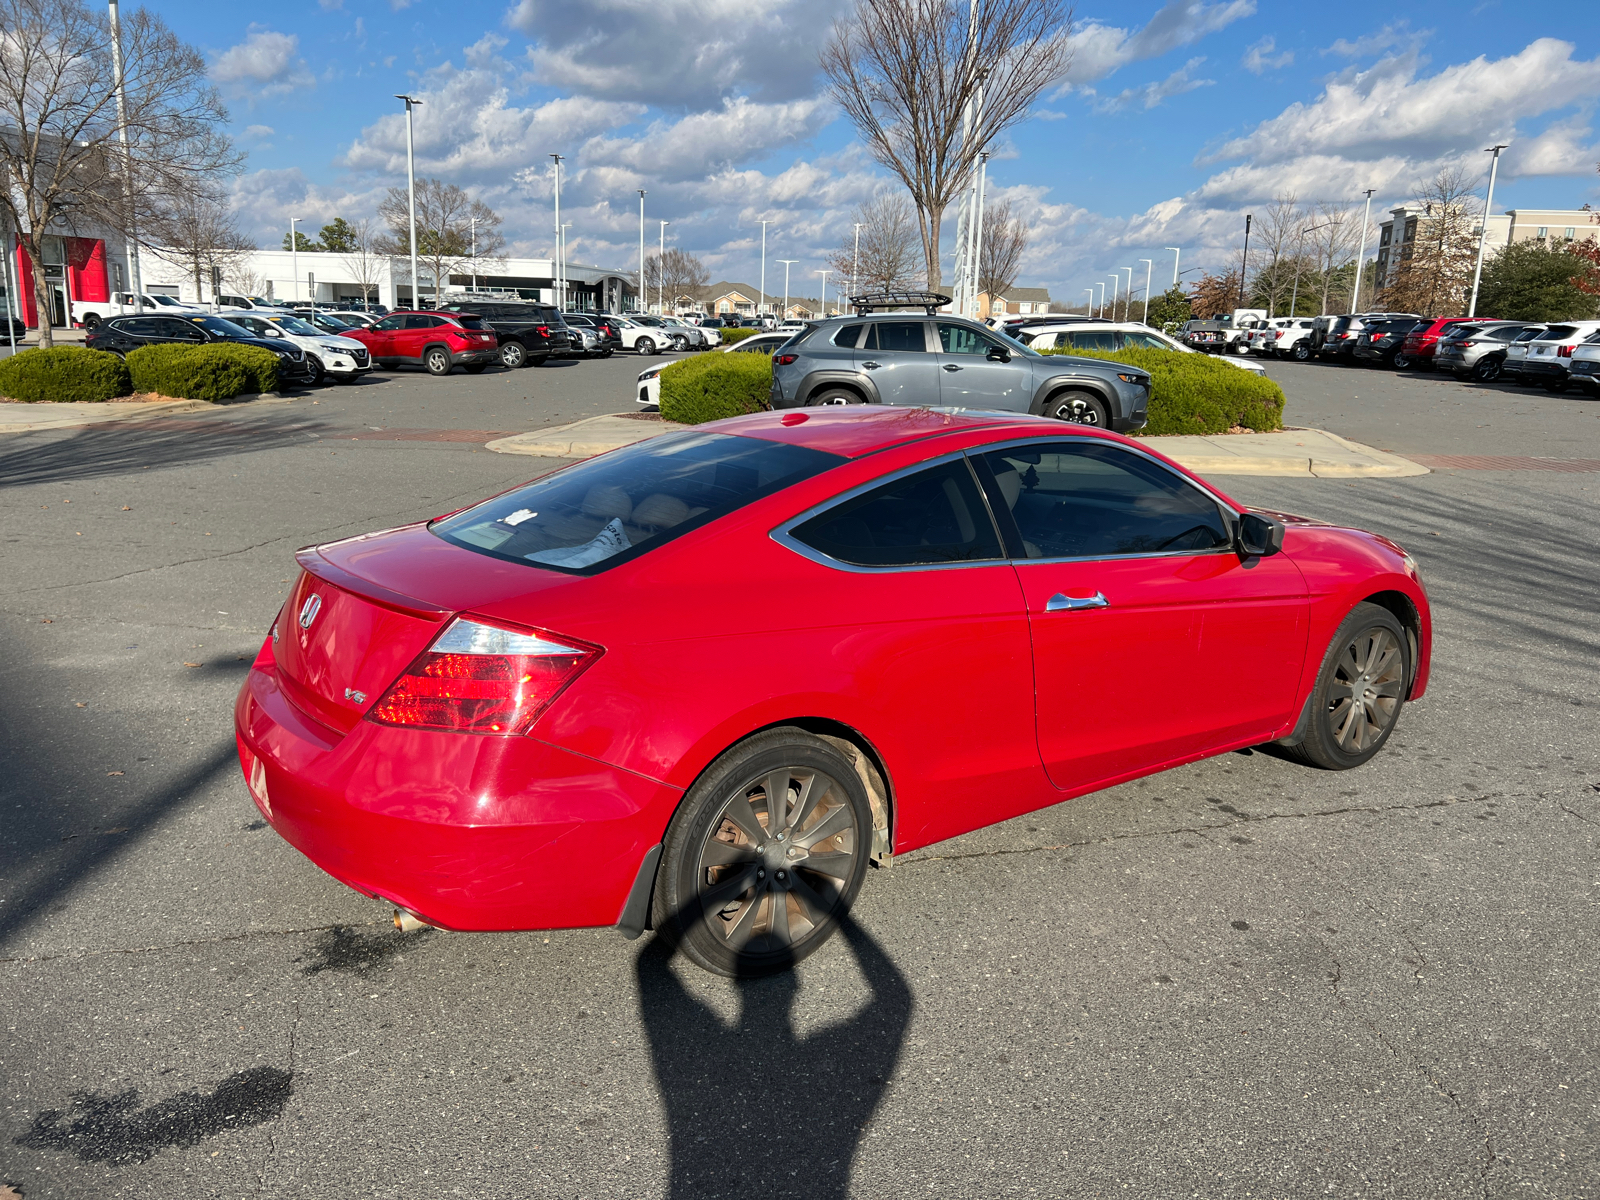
[0, 416, 339, 489]
[635, 910, 912, 1200]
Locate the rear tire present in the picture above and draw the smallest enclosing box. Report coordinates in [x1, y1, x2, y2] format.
[1392, 351, 1412, 370]
[424, 347, 452, 376]
[1288, 602, 1409, 771]
[500, 341, 527, 369]
[1292, 342, 1311, 362]
[652, 727, 872, 978]
[1474, 357, 1503, 382]
[1043, 390, 1109, 426]
[807, 387, 866, 406]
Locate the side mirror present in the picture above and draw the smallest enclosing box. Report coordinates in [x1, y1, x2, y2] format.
[986, 345, 1011, 363]
[1237, 512, 1285, 558]
[264, 327, 285, 338]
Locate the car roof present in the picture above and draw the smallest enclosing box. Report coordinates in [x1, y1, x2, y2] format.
[705, 405, 1113, 458]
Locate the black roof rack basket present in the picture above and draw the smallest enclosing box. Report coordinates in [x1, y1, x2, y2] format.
[848, 291, 952, 316]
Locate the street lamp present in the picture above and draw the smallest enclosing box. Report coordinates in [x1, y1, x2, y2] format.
[970, 151, 989, 318]
[1289, 221, 1332, 318]
[759, 219, 769, 317]
[777, 260, 798, 319]
[1165, 247, 1180, 288]
[395, 95, 421, 308]
[288, 217, 302, 305]
[469, 216, 477, 291]
[851, 224, 863, 299]
[1120, 268, 1133, 320]
[1351, 189, 1375, 311]
[1139, 259, 1152, 323]
[1095, 282, 1105, 317]
[659, 220, 669, 314]
[1107, 275, 1119, 320]
[818, 269, 831, 317]
[1468, 145, 1509, 318]
[637, 190, 646, 315]
[1083, 287, 1093, 316]
[548, 154, 564, 310]
[1239, 214, 1252, 308]
[561, 223, 572, 311]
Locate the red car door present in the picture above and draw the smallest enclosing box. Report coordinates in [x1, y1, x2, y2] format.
[360, 314, 404, 361]
[974, 439, 1308, 793]
[395, 315, 445, 362]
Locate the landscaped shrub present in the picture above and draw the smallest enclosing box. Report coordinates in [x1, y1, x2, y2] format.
[0, 347, 132, 403]
[720, 327, 760, 345]
[126, 343, 280, 402]
[659, 351, 772, 424]
[1040, 346, 1285, 435]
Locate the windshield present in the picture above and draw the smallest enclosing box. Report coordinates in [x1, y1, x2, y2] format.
[312, 314, 354, 331]
[432, 432, 845, 574]
[150, 295, 184, 307]
[188, 316, 256, 338]
[269, 316, 320, 336]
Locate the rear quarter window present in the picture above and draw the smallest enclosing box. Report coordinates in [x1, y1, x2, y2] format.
[454, 316, 491, 330]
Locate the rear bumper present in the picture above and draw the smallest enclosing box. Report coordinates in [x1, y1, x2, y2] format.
[234, 663, 681, 931]
[1520, 360, 1569, 379]
[452, 346, 501, 365]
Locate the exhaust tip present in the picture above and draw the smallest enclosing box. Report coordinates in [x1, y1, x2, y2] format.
[393, 907, 435, 933]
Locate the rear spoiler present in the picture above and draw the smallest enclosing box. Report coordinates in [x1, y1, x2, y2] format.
[294, 547, 451, 620]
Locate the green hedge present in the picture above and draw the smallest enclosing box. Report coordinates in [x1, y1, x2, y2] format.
[719, 327, 760, 345]
[659, 351, 773, 424]
[126, 343, 280, 402]
[1042, 347, 1285, 435]
[0, 347, 132, 402]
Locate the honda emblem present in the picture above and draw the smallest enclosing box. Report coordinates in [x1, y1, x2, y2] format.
[298, 593, 322, 629]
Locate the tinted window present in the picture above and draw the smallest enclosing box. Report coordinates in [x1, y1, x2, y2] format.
[434, 432, 844, 575]
[1123, 331, 1170, 349]
[937, 322, 1002, 355]
[832, 324, 863, 347]
[1536, 326, 1576, 341]
[980, 442, 1230, 559]
[114, 317, 161, 337]
[155, 318, 204, 340]
[454, 316, 490, 331]
[1052, 330, 1117, 351]
[862, 322, 926, 353]
[405, 315, 444, 330]
[372, 315, 405, 331]
[790, 458, 1003, 568]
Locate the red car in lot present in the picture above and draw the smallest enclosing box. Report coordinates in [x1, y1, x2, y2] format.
[1399, 317, 1479, 369]
[235, 408, 1431, 977]
[343, 309, 500, 375]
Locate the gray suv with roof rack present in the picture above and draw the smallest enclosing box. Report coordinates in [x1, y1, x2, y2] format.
[768, 292, 1151, 432]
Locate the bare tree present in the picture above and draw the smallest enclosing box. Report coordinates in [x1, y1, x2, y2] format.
[1379, 167, 1483, 316]
[376, 178, 504, 305]
[827, 192, 922, 293]
[226, 264, 271, 299]
[338, 217, 384, 307]
[146, 187, 254, 303]
[977, 197, 1028, 301]
[821, 0, 1072, 294]
[0, 0, 240, 345]
[1308, 200, 1358, 314]
[1188, 268, 1241, 319]
[641, 248, 710, 310]
[1246, 192, 1301, 316]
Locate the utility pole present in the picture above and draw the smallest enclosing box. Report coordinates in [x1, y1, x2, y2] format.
[561, 223, 571, 310]
[659, 220, 668, 314]
[1239, 214, 1252, 308]
[1120, 268, 1133, 320]
[1351, 189, 1376, 313]
[1468, 145, 1508, 318]
[777, 260, 797, 319]
[1165, 247, 1180, 288]
[1139, 259, 1152, 323]
[759, 220, 769, 318]
[395, 95, 421, 308]
[108, 0, 143, 312]
[851, 224, 862, 299]
[635, 190, 646, 314]
[969, 151, 990, 316]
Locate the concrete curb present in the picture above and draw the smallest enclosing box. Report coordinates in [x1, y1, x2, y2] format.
[486, 414, 689, 458]
[0, 391, 293, 435]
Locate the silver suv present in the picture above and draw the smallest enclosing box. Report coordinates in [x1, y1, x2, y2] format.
[769, 300, 1151, 431]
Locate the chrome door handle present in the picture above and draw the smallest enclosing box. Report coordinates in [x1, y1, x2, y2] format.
[942, 363, 962, 372]
[1045, 591, 1109, 613]
[861, 360, 881, 370]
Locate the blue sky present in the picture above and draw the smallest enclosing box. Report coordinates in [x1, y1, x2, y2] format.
[157, 0, 1600, 299]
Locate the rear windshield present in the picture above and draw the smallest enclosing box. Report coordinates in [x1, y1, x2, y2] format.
[1536, 326, 1576, 340]
[454, 316, 491, 331]
[432, 432, 846, 574]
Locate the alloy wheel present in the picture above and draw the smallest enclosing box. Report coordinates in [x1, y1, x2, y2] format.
[1475, 358, 1502, 381]
[501, 341, 526, 369]
[1326, 627, 1404, 754]
[693, 765, 859, 957]
[425, 348, 451, 376]
[1047, 392, 1107, 425]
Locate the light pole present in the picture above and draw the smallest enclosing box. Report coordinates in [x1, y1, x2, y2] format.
[1139, 259, 1152, 323]
[395, 95, 421, 308]
[289, 217, 302, 306]
[851, 224, 863, 299]
[777, 260, 797, 319]
[547, 153, 564, 310]
[470, 216, 478, 291]
[1351, 188, 1375, 312]
[108, 0, 143, 311]
[637, 190, 646, 315]
[658, 220, 668, 314]
[759, 219, 769, 318]
[561, 223, 572, 310]
[1238, 214, 1252, 308]
[1083, 287, 1093, 316]
[1289, 222, 1331, 317]
[1165, 247, 1180, 288]
[818, 269, 831, 317]
[1095, 282, 1105, 317]
[1468, 145, 1508, 318]
[1107, 275, 1119, 321]
[1120, 268, 1133, 320]
[970, 151, 990, 317]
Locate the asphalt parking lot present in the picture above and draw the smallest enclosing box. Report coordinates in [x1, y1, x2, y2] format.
[2, 352, 1597, 1198]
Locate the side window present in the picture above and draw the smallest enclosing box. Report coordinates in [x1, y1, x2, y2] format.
[117, 318, 157, 337]
[979, 442, 1231, 559]
[937, 322, 999, 355]
[371, 315, 405, 331]
[1122, 332, 1169, 349]
[833, 323, 864, 348]
[406, 315, 444, 330]
[1066, 330, 1118, 351]
[862, 321, 927, 353]
[157, 318, 203, 340]
[789, 458, 1003, 568]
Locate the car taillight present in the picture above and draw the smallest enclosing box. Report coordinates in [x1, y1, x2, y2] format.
[1559, 345, 1574, 357]
[774, 353, 798, 365]
[368, 617, 602, 735]
[1457, 340, 1475, 348]
[536, 325, 549, 337]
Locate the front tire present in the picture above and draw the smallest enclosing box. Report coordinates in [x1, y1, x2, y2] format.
[1043, 390, 1109, 426]
[653, 728, 872, 978]
[1289, 602, 1409, 771]
[307, 357, 326, 386]
[635, 337, 656, 356]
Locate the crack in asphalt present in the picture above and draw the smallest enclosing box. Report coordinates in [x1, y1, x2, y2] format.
[1321, 941, 1496, 1196]
[258, 997, 301, 1199]
[0, 920, 389, 966]
[897, 794, 1496, 866]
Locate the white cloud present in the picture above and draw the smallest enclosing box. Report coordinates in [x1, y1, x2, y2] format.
[509, 0, 848, 108]
[1065, 0, 1256, 86]
[576, 97, 832, 183]
[210, 28, 314, 98]
[1096, 57, 1214, 112]
[243, 124, 275, 139]
[1505, 118, 1600, 178]
[1323, 24, 1431, 59]
[1241, 36, 1293, 74]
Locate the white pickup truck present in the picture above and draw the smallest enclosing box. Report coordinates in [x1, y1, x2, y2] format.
[74, 293, 203, 328]
[1180, 308, 1268, 355]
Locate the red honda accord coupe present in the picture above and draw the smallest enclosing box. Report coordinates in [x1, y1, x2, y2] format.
[235, 408, 1430, 976]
